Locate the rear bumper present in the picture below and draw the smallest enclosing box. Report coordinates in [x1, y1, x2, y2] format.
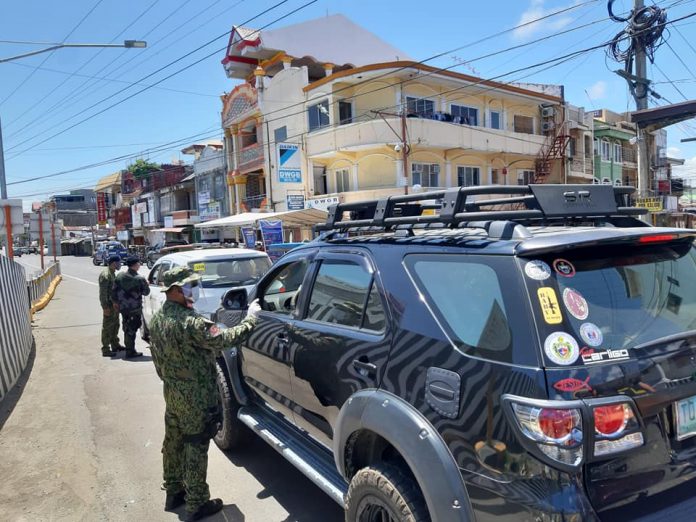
[597, 477, 696, 521]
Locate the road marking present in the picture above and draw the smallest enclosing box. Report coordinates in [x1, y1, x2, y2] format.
[61, 273, 98, 286]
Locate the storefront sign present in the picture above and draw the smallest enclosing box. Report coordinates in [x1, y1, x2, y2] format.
[164, 216, 174, 228]
[199, 201, 221, 222]
[116, 230, 129, 241]
[132, 205, 142, 228]
[637, 197, 663, 212]
[97, 192, 108, 225]
[277, 143, 302, 183]
[287, 194, 305, 210]
[305, 195, 340, 211]
[241, 227, 256, 249]
[198, 191, 210, 205]
[259, 219, 283, 248]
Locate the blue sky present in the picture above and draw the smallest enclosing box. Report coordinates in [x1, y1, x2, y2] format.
[1, 0, 695, 210]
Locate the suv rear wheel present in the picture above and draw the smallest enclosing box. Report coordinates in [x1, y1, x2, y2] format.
[345, 464, 430, 522]
[213, 362, 249, 450]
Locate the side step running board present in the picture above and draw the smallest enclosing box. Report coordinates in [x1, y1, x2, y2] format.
[238, 406, 347, 506]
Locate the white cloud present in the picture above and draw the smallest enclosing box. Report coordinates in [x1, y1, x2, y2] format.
[512, 0, 576, 40]
[673, 155, 696, 179]
[666, 146, 681, 157]
[586, 80, 607, 100]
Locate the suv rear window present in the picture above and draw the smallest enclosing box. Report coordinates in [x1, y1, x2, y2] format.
[522, 242, 696, 364]
[405, 254, 536, 365]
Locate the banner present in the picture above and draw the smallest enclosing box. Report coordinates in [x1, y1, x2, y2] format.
[277, 143, 301, 183]
[259, 219, 283, 249]
[241, 227, 257, 249]
[286, 194, 305, 210]
[637, 197, 663, 212]
[305, 195, 340, 211]
[97, 193, 108, 225]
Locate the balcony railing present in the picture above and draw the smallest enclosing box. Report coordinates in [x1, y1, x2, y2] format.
[238, 143, 264, 171]
[243, 194, 267, 211]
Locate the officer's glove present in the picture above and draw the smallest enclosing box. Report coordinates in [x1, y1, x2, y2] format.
[246, 298, 261, 320]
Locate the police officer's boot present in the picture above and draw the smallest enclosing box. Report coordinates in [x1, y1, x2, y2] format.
[164, 490, 185, 511]
[188, 498, 223, 521]
[124, 350, 143, 359]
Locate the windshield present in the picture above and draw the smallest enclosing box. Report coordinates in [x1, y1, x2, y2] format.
[190, 257, 271, 288]
[521, 242, 696, 365]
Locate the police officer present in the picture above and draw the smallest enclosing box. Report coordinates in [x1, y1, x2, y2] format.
[149, 266, 260, 520]
[112, 256, 150, 358]
[99, 255, 124, 357]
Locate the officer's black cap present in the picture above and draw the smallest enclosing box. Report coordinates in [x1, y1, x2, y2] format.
[125, 256, 140, 267]
[108, 255, 122, 265]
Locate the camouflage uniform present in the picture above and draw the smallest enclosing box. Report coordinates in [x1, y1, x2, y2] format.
[149, 266, 256, 514]
[99, 266, 120, 355]
[112, 267, 150, 355]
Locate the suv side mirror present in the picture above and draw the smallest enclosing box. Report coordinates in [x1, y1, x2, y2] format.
[221, 288, 248, 310]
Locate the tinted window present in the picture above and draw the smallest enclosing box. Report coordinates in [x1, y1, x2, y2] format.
[261, 259, 309, 314]
[307, 261, 375, 329]
[363, 282, 386, 331]
[405, 254, 534, 364]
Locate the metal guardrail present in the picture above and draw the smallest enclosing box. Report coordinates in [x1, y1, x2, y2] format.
[27, 261, 61, 308]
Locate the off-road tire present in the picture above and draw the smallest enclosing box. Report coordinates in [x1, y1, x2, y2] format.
[213, 362, 250, 451]
[345, 464, 430, 522]
[146, 259, 154, 269]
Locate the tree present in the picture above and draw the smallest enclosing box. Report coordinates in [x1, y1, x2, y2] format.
[127, 159, 160, 180]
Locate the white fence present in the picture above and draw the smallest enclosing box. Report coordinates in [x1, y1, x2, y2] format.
[0, 256, 34, 402]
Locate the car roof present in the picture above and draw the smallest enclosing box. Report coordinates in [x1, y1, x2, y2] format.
[157, 248, 269, 264]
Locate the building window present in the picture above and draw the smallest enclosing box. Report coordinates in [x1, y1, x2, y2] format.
[335, 169, 350, 193]
[569, 137, 577, 157]
[339, 101, 353, 124]
[489, 110, 502, 129]
[457, 166, 480, 187]
[274, 126, 287, 143]
[613, 143, 622, 163]
[513, 115, 534, 134]
[412, 163, 440, 187]
[451, 104, 479, 126]
[241, 126, 258, 148]
[308, 100, 330, 132]
[517, 169, 535, 185]
[406, 96, 435, 117]
[601, 140, 611, 161]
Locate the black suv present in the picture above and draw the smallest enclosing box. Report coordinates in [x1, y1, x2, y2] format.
[213, 185, 696, 521]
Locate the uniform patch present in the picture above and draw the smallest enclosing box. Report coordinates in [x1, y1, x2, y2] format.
[553, 259, 576, 277]
[544, 332, 580, 366]
[537, 288, 563, 324]
[525, 260, 552, 281]
[563, 287, 589, 320]
[579, 322, 603, 347]
[207, 323, 226, 338]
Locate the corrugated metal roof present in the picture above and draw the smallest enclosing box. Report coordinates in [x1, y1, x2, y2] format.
[94, 172, 121, 192]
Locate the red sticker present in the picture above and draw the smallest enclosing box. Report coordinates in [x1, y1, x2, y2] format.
[553, 259, 576, 277]
[563, 287, 589, 320]
[553, 376, 593, 393]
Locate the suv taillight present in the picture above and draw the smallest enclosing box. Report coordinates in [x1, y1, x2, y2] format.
[505, 396, 644, 471]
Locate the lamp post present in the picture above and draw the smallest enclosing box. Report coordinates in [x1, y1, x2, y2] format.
[0, 40, 147, 200]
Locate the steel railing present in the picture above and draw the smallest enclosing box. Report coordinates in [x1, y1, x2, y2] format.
[27, 261, 61, 307]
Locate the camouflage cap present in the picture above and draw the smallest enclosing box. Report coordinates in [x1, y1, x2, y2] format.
[161, 266, 201, 292]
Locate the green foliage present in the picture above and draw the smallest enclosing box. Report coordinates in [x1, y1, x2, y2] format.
[127, 159, 160, 180]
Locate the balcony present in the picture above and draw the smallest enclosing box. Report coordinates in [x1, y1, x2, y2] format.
[242, 194, 267, 211]
[238, 143, 264, 172]
[306, 117, 546, 158]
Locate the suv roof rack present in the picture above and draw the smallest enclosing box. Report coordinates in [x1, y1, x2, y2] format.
[315, 185, 648, 239]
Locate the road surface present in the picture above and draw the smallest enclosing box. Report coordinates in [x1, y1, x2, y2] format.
[0, 255, 343, 522]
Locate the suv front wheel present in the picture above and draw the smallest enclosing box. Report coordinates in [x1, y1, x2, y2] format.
[213, 362, 249, 450]
[345, 464, 430, 522]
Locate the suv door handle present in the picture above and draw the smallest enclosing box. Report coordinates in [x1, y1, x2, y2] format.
[353, 358, 378, 377]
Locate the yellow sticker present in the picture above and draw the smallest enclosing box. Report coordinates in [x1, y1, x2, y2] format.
[537, 288, 563, 324]
[192, 263, 206, 272]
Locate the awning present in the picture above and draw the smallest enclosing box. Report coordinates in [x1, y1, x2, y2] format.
[195, 208, 328, 229]
[151, 227, 186, 233]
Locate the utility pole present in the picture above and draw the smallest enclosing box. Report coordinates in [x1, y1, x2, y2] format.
[633, 0, 651, 201]
[0, 117, 6, 200]
[401, 106, 409, 195]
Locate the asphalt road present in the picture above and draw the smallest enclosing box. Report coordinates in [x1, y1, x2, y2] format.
[0, 255, 343, 522]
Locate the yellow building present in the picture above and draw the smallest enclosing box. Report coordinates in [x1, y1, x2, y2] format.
[221, 15, 577, 213]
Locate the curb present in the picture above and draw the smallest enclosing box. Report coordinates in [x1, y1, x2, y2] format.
[30, 275, 62, 315]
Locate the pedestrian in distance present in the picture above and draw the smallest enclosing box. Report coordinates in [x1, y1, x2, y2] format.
[99, 255, 125, 357]
[112, 256, 150, 359]
[149, 266, 260, 520]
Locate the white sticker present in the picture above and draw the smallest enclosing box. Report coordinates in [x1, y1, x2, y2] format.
[579, 323, 603, 347]
[525, 260, 552, 281]
[544, 332, 580, 366]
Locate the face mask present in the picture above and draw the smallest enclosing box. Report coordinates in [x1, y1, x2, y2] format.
[182, 284, 200, 303]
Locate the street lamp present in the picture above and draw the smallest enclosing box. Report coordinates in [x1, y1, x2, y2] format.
[0, 39, 147, 199]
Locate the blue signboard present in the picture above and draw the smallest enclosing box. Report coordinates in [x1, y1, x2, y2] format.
[277, 143, 302, 183]
[241, 227, 256, 249]
[259, 219, 284, 250]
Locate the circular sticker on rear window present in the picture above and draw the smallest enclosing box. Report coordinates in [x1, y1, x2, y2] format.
[553, 259, 576, 277]
[525, 260, 551, 281]
[544, 332, 580, 366]
[579, 322, 603, 347]
[563, 287, 589, 320]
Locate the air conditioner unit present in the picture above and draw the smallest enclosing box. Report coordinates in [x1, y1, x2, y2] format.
[541, 121, 555, 132]
[541, 107, 555, 118]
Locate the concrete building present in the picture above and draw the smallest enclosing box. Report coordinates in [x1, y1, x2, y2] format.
[591, 109, 638, 187]
[49, 189, 97, 227]
[219, 14, 571, 213]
